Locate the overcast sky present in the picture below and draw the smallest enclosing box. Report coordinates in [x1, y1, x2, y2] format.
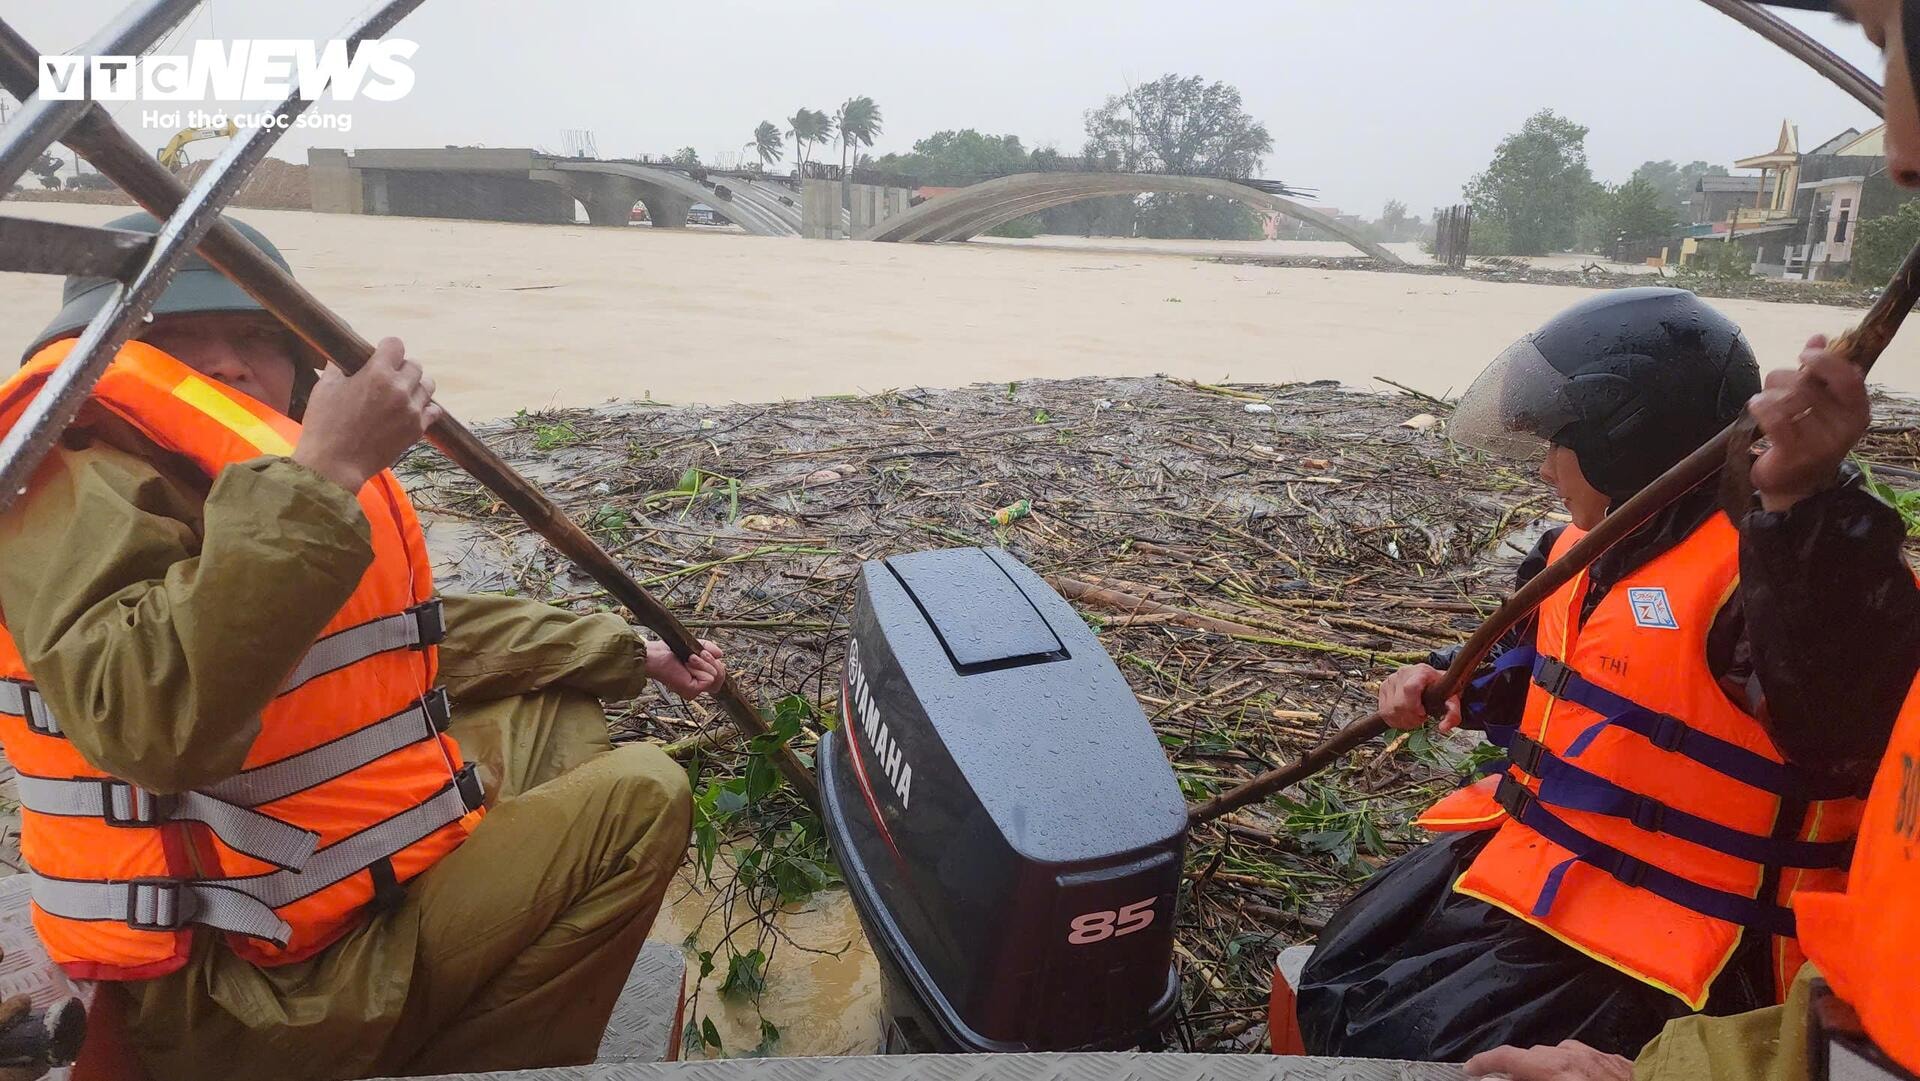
[7, 0, 1889, 218]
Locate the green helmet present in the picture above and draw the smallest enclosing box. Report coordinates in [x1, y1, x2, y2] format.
[25, 211, 306, 364]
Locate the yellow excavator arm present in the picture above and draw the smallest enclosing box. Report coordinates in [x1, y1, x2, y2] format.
[155, 120, 238, 172]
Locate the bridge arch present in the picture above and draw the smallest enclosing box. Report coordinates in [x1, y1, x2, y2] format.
[545, 161, 801, 237]
[859, 172, 1402, 264]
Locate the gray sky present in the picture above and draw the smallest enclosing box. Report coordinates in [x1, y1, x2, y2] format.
[7, 1, 1890, 218]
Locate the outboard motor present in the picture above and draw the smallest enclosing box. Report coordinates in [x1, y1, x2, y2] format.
[820, 547, 1187, 1053]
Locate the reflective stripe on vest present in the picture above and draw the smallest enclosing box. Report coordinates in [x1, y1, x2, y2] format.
[0, 340, 482, 980]
[28, 764, 482, 946]
[11, 686, 456, 871]
[1439, 516, 1864, 1008]
[0, 680, 61, 736]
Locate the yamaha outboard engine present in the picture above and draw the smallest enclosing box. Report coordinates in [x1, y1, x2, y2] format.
[820, 547, 1187, 1053]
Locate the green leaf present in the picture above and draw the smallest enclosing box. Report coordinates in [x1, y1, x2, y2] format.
[701, 1016, 723, 1050]
[753, 1018, 781, 1057]
[697, 949, 716, 978]
[719, 948, 767, 1000]
[714, 785, 749, 816]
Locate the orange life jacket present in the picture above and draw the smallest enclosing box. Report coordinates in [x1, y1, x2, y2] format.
[1415, 515, 1863, 1008]
[1795, 677, 1920, 1075]
[0, 340, 483, 981]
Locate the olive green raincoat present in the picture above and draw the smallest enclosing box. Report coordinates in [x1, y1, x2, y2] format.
[0, 424, 691, 1080]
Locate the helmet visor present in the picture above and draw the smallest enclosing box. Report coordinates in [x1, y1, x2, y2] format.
[1448, 336, 1579, 461]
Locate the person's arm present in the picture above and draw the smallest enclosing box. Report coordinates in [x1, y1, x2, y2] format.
[1738, 337, 1920, 780]
[1380, 527, 1557, 733]
[0, 337, 440, 793]
[0, 441, 372, 792]
[1739, 479, 1919, 777]
[435, 593, 650, 703]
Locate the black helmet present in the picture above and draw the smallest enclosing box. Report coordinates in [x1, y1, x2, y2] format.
[1450, 288, 1760, 503]
[24, 211, 309, 365]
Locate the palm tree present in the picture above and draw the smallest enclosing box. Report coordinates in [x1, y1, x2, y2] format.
[787, 108, 830, 175]
[749, 121, 783, 172]
[835, 96, 883, 238]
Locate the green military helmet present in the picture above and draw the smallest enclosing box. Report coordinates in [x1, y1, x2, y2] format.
[24, 211, 312, 365]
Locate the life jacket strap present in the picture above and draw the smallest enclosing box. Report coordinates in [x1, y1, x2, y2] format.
[0, 679, 61, 737]
[25, 765, 482, 947]
[1532, 655, 1859, 801]
[13, 776, 319, 870]
[1494, 774, 1799, 936]
[12, 689, 455, 872]
[1503, 733, 1854, 869]
[277, 599, 446, 697]
[3, 600, 446, 742]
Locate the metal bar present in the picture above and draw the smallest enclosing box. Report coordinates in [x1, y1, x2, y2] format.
[0, 0, 201, 191]
[1696, 0, 1886, 116]
[0, 0, 428, 513]
[0, 218, 156, 280]
[0, 12, 820, 810]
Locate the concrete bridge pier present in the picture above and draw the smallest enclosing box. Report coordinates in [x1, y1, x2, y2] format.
[633, 186, 692, 229]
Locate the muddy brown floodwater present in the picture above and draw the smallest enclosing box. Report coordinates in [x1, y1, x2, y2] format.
[653, 867, 883, 1058]
[5, 201, 1919, 419]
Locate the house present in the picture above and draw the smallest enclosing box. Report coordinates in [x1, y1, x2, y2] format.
[1687, 175, 1763, 227]
[1683, 121, 1911, 279]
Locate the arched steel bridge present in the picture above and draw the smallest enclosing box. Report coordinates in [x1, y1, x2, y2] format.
[857, 172, 1402, 263]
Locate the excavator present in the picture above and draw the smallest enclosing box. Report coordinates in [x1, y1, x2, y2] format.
[154, 121, 236, 173]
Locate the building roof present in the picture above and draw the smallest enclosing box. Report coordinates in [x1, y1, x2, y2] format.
[1835, 125, 1886, 157]
[1798, 175, 1867, 190]
[1736, 120, 1800, 170]
[1697, 175, 1764, 193]
[1808, 127, 1865, 156]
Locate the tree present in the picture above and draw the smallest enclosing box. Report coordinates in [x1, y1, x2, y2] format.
[1080, 74, 1274, 240]
[868, 129, 1033, 185]
[1630, 159, 1729, 216]
[1585, 178, 1680, 261]
[749, 121, 784, 171]
[1851, 197, 1920, 283]
[672, 146, 700, 166]
[836, 96, 883, 237]
[1379, 200, 1412, 241]
[1463, 110, 1602, 255]
[29, 153, 62, 190]
[787, 108, 832, 174]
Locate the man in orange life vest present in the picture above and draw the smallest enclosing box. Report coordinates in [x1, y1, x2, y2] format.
[1294, 287, 1904, 1063]
[0, 213, 724, 1080]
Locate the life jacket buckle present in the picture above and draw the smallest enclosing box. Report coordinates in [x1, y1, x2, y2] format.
[1509, 735, 1546, 777]
[13, 684, 61, 738]
[124, 878, 185, 931]
[1646, 714, 1687, 752]
[1535, 656, 1574, 698]
[421, 687, 452, 734]
[452, 762, 485, 811]
[1630, 798, 1667, 833]
[101, 781, 173, 827]
[1609, 854, 1648, 889]
[407, 600, 446, 649]
[1495, 775, 1536, 820]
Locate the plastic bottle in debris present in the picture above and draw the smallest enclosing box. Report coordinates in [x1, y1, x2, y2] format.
[991, 499, 1032, 526]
